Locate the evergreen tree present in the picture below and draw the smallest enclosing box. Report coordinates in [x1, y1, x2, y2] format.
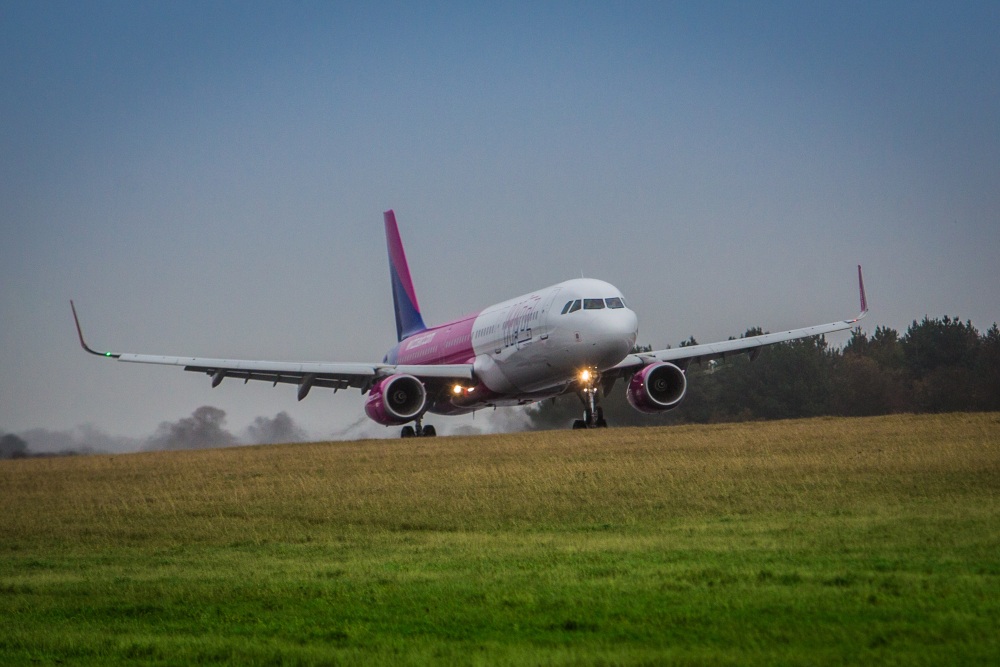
[902, 317, 981, 412]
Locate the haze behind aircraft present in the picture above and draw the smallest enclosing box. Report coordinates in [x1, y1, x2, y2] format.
[73, 210, 868, 437]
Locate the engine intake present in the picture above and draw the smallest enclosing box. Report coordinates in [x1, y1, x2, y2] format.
[626, 362, 687, 413]
[364, 374, 427, 425]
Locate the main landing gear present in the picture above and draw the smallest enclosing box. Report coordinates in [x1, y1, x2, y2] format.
[572, 369, 609, 429]
[400, 418, 436, 438]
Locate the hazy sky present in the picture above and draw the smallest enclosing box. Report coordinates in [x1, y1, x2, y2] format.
[2, 1, 998, 445]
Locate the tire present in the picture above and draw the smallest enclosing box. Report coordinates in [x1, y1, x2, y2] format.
[401, 426, 416, 438]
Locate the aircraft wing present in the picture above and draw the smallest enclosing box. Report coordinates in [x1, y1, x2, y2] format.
[71, 302, 473, 400]
[611, 265, 869, 372]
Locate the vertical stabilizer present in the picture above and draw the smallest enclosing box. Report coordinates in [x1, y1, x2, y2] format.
[384, 210, 427, 342]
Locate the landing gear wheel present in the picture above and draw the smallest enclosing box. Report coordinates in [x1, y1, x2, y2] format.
[401, 420, 436, 438]
[573, 369, 610, 430]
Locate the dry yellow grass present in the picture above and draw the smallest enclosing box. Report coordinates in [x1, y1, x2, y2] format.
[3, 413, 997, 548]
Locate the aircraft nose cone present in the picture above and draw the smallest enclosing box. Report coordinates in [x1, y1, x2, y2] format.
[587, 308, 639, 369]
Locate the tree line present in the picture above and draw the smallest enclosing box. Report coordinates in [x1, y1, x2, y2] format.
[527, 316, 1000, 428]
[0, 408, 308, 459]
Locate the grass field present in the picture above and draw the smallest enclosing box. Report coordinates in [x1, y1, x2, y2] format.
[2, 413, 999, 665]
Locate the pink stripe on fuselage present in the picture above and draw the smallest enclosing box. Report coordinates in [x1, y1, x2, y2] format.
[393, 312, 479, 365]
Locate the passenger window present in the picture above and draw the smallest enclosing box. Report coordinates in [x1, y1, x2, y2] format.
[605, 297, 625, 309]
[568, 300, 582, 313]
[584, 298, 605, 310]
[561, 301, 573, 315]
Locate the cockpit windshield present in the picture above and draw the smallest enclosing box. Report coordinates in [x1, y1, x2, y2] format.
[560, 300, 582, 314]
[561, 297, 626, 313]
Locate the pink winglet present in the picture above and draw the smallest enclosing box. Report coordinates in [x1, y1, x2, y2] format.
[858, 265, 868, 315]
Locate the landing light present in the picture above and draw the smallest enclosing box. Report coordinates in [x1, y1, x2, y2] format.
[580, 369, 592, 383]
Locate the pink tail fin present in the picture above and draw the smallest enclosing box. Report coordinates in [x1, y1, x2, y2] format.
[384, 210, 427, 342]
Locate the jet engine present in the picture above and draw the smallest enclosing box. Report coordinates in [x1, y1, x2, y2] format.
[364, 374, 427, 425]
[626, 362, 687, 413]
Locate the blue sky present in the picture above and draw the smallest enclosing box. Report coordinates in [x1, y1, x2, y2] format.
[2, 1, 998, 446]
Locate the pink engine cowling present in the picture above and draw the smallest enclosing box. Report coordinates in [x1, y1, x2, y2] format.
[364, 374, 427, 425]
[626, 362, 687, 413]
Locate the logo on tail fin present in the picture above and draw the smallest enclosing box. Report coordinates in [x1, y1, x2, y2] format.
[384, 210, 428, 342]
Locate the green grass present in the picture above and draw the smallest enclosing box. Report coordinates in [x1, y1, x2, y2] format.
[2, 413, 999, 665]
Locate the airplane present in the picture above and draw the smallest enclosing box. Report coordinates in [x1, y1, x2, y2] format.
[72, 210, 868, 437]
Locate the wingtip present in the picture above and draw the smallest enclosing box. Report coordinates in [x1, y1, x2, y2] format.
[70, 300, 119, 358]
[857, 265, 868, 315]
[70, 299, 88, 350]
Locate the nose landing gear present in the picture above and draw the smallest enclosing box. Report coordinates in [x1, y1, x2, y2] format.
[573, 369, 609, 429]
[572, 406, 607, 429]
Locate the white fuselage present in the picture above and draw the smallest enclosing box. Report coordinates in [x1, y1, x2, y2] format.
[384, 279, 639, 409]
[428, 279, 635, 405]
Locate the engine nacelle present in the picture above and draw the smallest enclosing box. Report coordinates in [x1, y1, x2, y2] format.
[626, 362, 687, 413]
[364, 374, 427, 425]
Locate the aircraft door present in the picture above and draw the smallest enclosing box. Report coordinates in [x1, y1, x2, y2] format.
[537, 288, 561, 340]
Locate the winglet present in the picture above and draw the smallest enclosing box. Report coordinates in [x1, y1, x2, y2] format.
[384, 210, 428, 342]
[70, 301, 120, 358]
[855, 265, 869, 321]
